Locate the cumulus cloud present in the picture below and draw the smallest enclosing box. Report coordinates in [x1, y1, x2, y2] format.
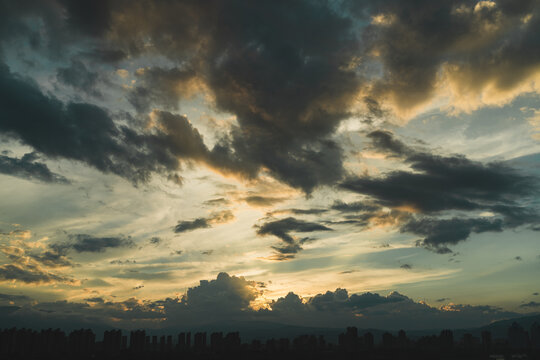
[0, 272, 528, 330]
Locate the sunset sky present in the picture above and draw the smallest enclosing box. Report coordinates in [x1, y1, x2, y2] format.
[0, 0, 539, 331]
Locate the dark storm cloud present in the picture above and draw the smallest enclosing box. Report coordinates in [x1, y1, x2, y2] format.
[78, 48, 127, 63]
[56, 60, 101, 97]
[174, 210, 234, 234]
[59, 0, 112, 37]
[0, 63, 236, 185]
[256, 217, 332, 257]
[1, 0, 366, 193]
[341, 131, 539, 252]
[52, 234, 133, 254]
[4, 0, 540, 193]
[0, 152, 70, 184]
[94, 0, 363, 193]
[353, 0, 540, 113]
[128, 67, 198, 113]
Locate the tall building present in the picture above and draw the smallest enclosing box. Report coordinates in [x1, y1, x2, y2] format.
[103, 330, 122, 354]
[530, 322, 540, 349]
[481, 331, 492, 352]
[508, 322, 529, 350]
[439, 329, 453, 350]
[129, 330, 145, 353]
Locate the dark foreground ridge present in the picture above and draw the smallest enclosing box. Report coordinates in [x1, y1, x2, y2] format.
[1, 322, 540, 360]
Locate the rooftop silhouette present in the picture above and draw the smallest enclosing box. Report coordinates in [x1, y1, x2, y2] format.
[1, 322, 540, 359]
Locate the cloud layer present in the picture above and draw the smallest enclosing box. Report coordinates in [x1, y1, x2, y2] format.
[0, 272, 526, 331]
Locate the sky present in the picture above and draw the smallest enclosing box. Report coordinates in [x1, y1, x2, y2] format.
[0, 0, 539, 332]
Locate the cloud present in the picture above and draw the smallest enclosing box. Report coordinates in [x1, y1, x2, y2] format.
[3, 0, 540, 193]
[0, 152, 70, 184]
[0, 272, 528, 330]
[356, 0, 540, 117]
[128, 66, 199, 112]
[84, 297, 104, 303]
[80, 0, 363, 193]
[181, 272, 259, 313]
[306, 289, 407, 312]
[0, 0, 368, 193]
[0, 243, 74, 276]
[519, 301, 540, 308]
[341, 131, 539, 252]
[256, 217, 332, 258]
[268, 208, 329, 216]
[174, 210, 234, 234]
[243, 196, 288, 207]
[52, 234, 133, 253]
[0, 264, 76, 285]
[402, 217, 504, 252]
[203, 198, 231, 207]
[0, 293, 32, 303]
[56, 59, 102, 97]
[174, 218, 210, 233]
[0, 64, 244, 186]
[345, 130, 536, 214]
[109, 259, 136, 265]
[29, 250, 74, 268]
[331, 200, 380, 213]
